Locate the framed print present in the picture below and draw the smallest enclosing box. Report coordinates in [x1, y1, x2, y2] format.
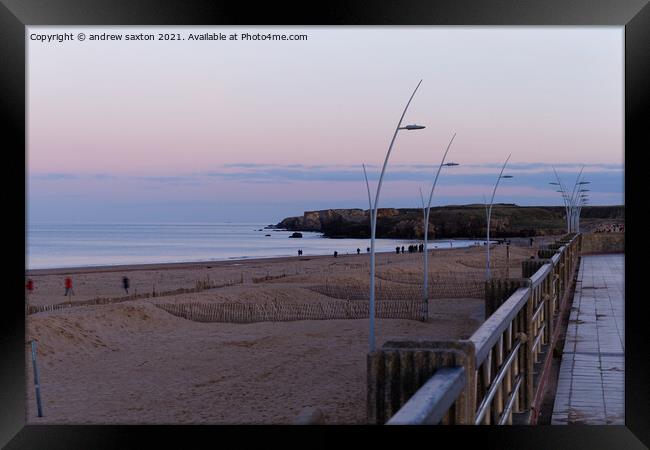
[1, 0, 648, 448]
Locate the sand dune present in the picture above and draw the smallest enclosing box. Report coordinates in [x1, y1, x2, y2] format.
[25, 243, 539, 424]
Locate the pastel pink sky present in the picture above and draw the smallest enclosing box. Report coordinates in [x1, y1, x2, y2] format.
[27, 26, 624, 222]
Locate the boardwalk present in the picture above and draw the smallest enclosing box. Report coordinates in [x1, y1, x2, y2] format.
[551, 254, 624, 425]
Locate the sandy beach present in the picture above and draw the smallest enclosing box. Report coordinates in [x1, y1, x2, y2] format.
[25, 242, 542, 424]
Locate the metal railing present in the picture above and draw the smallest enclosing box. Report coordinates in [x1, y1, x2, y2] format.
[369, 233, 581, 425]
[387, 367, 466, 425]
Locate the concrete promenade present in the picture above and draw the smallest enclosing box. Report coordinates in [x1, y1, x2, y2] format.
[551, 254, 624, 425]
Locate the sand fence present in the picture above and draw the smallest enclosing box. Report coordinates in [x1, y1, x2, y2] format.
[154, 299, 423, 323]
[26, 277, 243, 315]
[308, 271, 489, 300]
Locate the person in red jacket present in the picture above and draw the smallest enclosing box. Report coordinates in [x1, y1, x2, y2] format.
[26, 279, 34, 295]
[64, 277, 74, 297]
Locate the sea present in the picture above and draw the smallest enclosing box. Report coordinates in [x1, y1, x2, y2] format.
[26, 222, 487, 270]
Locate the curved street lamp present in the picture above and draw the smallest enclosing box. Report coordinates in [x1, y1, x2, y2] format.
[567, 167, 586, 232]
[551, 167, 571, 233]
[417, 133, 459, 320]
[551, 167, 589, 233]
[362, 80, 425, 352]
[485, 155, 513, 280]
[576, 189, 590, 232]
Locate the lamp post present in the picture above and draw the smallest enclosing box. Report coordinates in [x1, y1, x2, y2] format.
[417, 134, 459, 320]
[362, 80, 425, 352]
[551, 167, 589, 233]
[566, 167, 585, 233]
[574, 181, 590, 232]
[485, 155, 513, 280]
[551, 167, 571, 233]
[577, 195, 589, 232]
[575, 187, 590, 232]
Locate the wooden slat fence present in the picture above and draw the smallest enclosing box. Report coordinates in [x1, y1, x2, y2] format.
[26, 277, 242, 315]
[368, 233, 581, 425]
[155, 299, 422, 323]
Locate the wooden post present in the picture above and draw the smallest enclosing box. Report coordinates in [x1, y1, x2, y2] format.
[524, 291, 534, 410]
[31, 340, 43, 417]
[494, 335, 504, 423]
[367, 340, 476, 425]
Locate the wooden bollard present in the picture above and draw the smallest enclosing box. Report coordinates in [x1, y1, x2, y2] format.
[293, 407, 324, 425]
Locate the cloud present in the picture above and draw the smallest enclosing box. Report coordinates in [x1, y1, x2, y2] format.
[30, 173, 81, 181]
[194, 162, 622, 190]
[28, 162, 624, 194]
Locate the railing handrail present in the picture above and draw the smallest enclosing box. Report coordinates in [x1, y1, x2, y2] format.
[551, 252, 561, 265]
[470, 286, 530, 366]
[471, 235, 579, 367]
[386, 366, 466, 425]
[474, 339, 522, 424]
[529, 263, 552, 288]
[379, 233, 580, 425]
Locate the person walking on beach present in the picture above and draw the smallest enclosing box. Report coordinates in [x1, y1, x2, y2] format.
[529, 237, 534, 247]
[367, 247, 370, 253]
[401, 246, 405, 254]
[122, 276, 130, 295]
[333, 251, 338, 258]
[357, 248, 361, 255]
[64, 277, 74, 297]
[26, 279, 34, 295]
[395, 246, 400, 254]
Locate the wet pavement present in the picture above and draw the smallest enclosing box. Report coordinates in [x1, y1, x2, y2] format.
[551, 254, 624, 425]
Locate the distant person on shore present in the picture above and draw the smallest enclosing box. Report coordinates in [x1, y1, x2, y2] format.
[297, 249, 302, 256]
[26, 279, 34, 295]
[334, 251, 338, 258]
[367, 247, 370, 253]
[529, 237, 534, 247]
[357, 248, 361, 255]
[64, 277, 74, 297]
[122, 276, 130, 295]
[401, 246, 405, 254]
[395, 246, 400, 254]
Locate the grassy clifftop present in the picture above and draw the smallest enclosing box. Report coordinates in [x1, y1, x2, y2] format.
[275, 204, 624, 239]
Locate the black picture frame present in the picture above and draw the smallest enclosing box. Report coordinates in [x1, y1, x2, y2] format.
[1, 0, 648, 448]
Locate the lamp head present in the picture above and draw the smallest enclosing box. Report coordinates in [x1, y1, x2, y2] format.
[400, 124, 426, 130]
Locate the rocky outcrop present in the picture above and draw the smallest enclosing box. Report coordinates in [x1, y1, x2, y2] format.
[274, 204, 625, 239]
